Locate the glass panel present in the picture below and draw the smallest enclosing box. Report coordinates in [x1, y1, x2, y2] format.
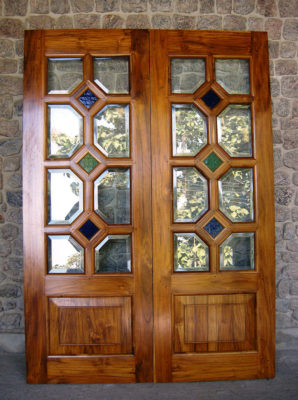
[220, 233, 255, 270]
[94, 104, 129, 158]
[94, 57, 129, 94]
[95, 235, 131, 273]
[174, 233, 209, 272]
[219, 168, 254, 222]
[94, 168, 130, 224]
[47, 58, 83, 94]
[78, 89, 98, 109]
[47, 169, 83, 224]
[79, 219, 100, 240]
[204, 218, 224, 238]
[203, 152, 223, 172]
[173, 167, 208, 222]
[217, 105, 252, 157]
[47, 105, 83, 159]
[78, 153, 99, 173]
[48, 235, 84, 274]
[215, 59, 250, 94]
[201, 89, 221, 109]
[172, 104, 207, 156]
[171, 58, 205, 93]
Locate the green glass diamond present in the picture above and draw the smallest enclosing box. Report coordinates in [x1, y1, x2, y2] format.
[78, 153, 99, 173]
[203, 152, 223, 172]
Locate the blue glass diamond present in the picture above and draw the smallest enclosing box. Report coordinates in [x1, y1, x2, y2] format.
[78, 89, 98, 109]
[204, 218, 224, 238]
[79, 219, 99, 240]
[201, 89, 221, 109]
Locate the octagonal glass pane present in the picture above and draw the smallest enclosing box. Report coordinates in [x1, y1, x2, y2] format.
[94, 57, 129, 94]
[95, 235, 131, 273]
[217, 105, 252, 157]
[94, 168, 130, 224]
[94, 104, 129, 158]
[173, 167, 208, 222]
[174, 233, 209, 272]
[219, 168, 254, 222]
[48, 235, 84, 274]
[47, 58, 83, 94]
[47, 169, 83, 224]
[47, 104, 83, 159]
[172, 104, 207, 156]
[220, 233, 254, 271]
[215, 59, 250, 94]
[171, 58, 205, 93]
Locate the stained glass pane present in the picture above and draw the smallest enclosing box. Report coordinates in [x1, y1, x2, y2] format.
[94, 57, 129, 94]
[173, 167, 208, 222]
[47, 169, 83, 224]
[47, 58, 83, 94]
[174, 233, 209, 272]
[94, 168, 130, 224]
[78, 153, 99, 173]
[48, 235, 84, 274]
[215, 59, 250, 94]
[220, 233, 255, 270]
[201, 89, 221, 109]
[94, 104, 129, 158]
[219, 168, 254, 222]
[171, 58, 205, 93]
[204, 218, 224, 238]
[172, 104, 207, 156]
[78, 89, 98, 109]
[79, 219, 100, 240]
[203, 152, 223, 172]
[95, 235, 131, 273]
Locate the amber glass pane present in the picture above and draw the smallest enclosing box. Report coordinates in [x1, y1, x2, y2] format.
[215, 59, 250, 94]
[48, 235, 84, 274]
[94, 57, 129, 94]
[174, 233, 209, 272]
[95, 235, 131, 273]
[220, 233, 254, 271]
[47, 58, 83, 94]
[171, 58, 205, 93]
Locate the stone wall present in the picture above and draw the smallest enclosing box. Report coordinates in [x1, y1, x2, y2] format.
[0, 0, 297, 352]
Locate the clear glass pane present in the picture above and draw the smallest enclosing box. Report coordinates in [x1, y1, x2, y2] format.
[174, 233, 209, 272]
[173, 167, 208, 222]
[47, 105, 83, 159]
[94, 104, 129, 157]
[94, 57, 129, 94]
[219, 168, 254, 222]
[215, 59, 250, 94]
[47, 58, 83, 94]
[172, 104, 207, 156]
[47, 169, 83, 224]
[94, 168, 130, 224]
[217, 105, 252, 157]
[95, 235, 131, 273]
[220, 233, 254, 270]
[48, 235, 84, 274]
[171, 58, 205, 93]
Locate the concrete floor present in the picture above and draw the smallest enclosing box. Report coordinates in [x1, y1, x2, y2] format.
[0, 351, 297, 400]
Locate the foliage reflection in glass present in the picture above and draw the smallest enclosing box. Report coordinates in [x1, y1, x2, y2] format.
[48, 235, 84, 274]
[94, 57, 129, 94]
[171, 58, 205, 93]
[215, 59, 250, 94]
[47, 58, 83, 94]
[174, 233, 209, 272]
[95, 235, 131, 273]
[220, 233, 254, 270]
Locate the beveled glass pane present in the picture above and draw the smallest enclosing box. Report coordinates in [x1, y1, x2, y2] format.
[173, 167, 208, 222]
[215, 59, 250, 94]
[94, 57, 129, 94]
[47, 105, 83, 159]
[217, 105, 252, 157]
[94, 105, 129, 157]
[174, 233, 209, 272]
[171, 58, 205, 93]
[47, 169, 83, 224]
[94, 168, 130, 224]
[220, 233, 254, 270]
[48, 235, 84, 274]
[219, 168, 254, 222]
[47, 58, 83, 94]
[95, 235, 131, 273]
[172, 104, 207, 156]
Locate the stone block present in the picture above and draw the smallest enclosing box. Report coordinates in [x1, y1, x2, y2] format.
[0, 59, 17, 74]
[283, 130, 298, 150]
[149, 0, 172, 12]
[0, 96, 13, 120]
[265, 18, 282, 40]
[0, 241, 11, 257]
[4, 0, 28, 16]
[256, 0, 278, 17]
[293, 172, 298, 186]
[223, 15, 247, 30]
[152, 14, 172, 29]
[284, 264, 298, 279]
[102, 14, 124, 28]
[70, 0, 95, 12]
[276, 299, 289, 313]
[273, 129, 282, 144]
[280, 41, 296, 59]
[51, 0, 70, 13]
[281, 76, 298, 98]
[275, 60, 297, 76]
[216, 0, 232, 14]
[0, 120, 19, 137]
[29, 0, 49, 14]
[292, 207, 298, 222]
[73, 14, 101, 28]
[274, 147, 282, 168]
[175, 0, 198, 13]
[283, 19, 298, 41]
[275, 187, 294, 206]
[3, 157, 20, 172]
[276, 312, 297, 329]
[0, 76, 22, 96]
[270, 78, 280, 97]
[273, 97, 290, 117]
[233, 0, 255, 15]
[0, 224, 18, 241]
[281, 251, 298, 263]
[0, 40, 14, 58]
[197, 15, 222, 30]
[268, 40, 279, 59]
[96, 0, 120, 11]
[278, 0, 298, 18]
[276, 328, 298, 350]
[5, 208, 22, 224]
[248, 17, 264, 31]
[286, 240, 298, 252]
[55, 16, 74, 29]
[126, 14, 150, 28]
[0, 312, 22, 330]
[290, 281, 298, 295]
[7, 173, 22, 190]
[0, 333, 25, 352]
[12, 238, 23, 257]
[27, 16, 55, 29]
[0, 140, 22, 157]
[283, 222, 295, 239]
[292, 100, 298, 117]
[278, 279, 290, 298]
[15, 40, 24, 58]
[0, 19, 24, 39]
[200, 0, 215, 14]
[6, 191, 22, 207]
[283, 149, 298, 170]
[275, 204, 291, 221]
[121, 0, 147, 12]
[13, 99, 23, 118]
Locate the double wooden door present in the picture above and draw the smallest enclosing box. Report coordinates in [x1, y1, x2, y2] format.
[23, 29, 275, 383]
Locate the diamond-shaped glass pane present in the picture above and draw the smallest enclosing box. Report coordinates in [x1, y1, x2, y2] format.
[79, 219, 100, 240]
[216, 59, 250, 94]
[204, 218, 224, 238]
[48, 235, 84, 274]
[201, 89, 221, 109]
[94, 168, 130, 224]
[220, 233, 254, 271]
[95, 235, 131, 273]
[219, 168, 254, 222]
[203, 152, 223, 172]
[47, 58, 83, 94]
[174, 233, 209, 272]
[94, 104, 129, 158]
[78, 153, 99, 173]
[173, 167, 208, 222]
[94, 57, 129, 94]
[78, 89, 98, 109]
[47, 105, 83, 159]
[171, 58, 205, 94]
[172, 104, 207, 156]
[47, 169, 83, 224]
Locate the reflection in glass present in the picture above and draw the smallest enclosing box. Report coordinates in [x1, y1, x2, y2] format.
[174, 233, 209, 272]
[94, 105, 129, 157]
[95, 235, 131, 273]
[217, 105, 252, 157]
[94, 57, 129, 94]
[173, 167, 208, 222]
[172, 104, 207, 156]
[48, 235, 84, 274]
[171, 58, 205, 93]
[220, 233, 254, 270]
[219, 168, 254, 222]
[47, 105, 83, 159]
[215, 59, 250, 94]
[47, 169, 83, 224]
[94, 168, 130, 224]
[47, 58, 83, 94]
